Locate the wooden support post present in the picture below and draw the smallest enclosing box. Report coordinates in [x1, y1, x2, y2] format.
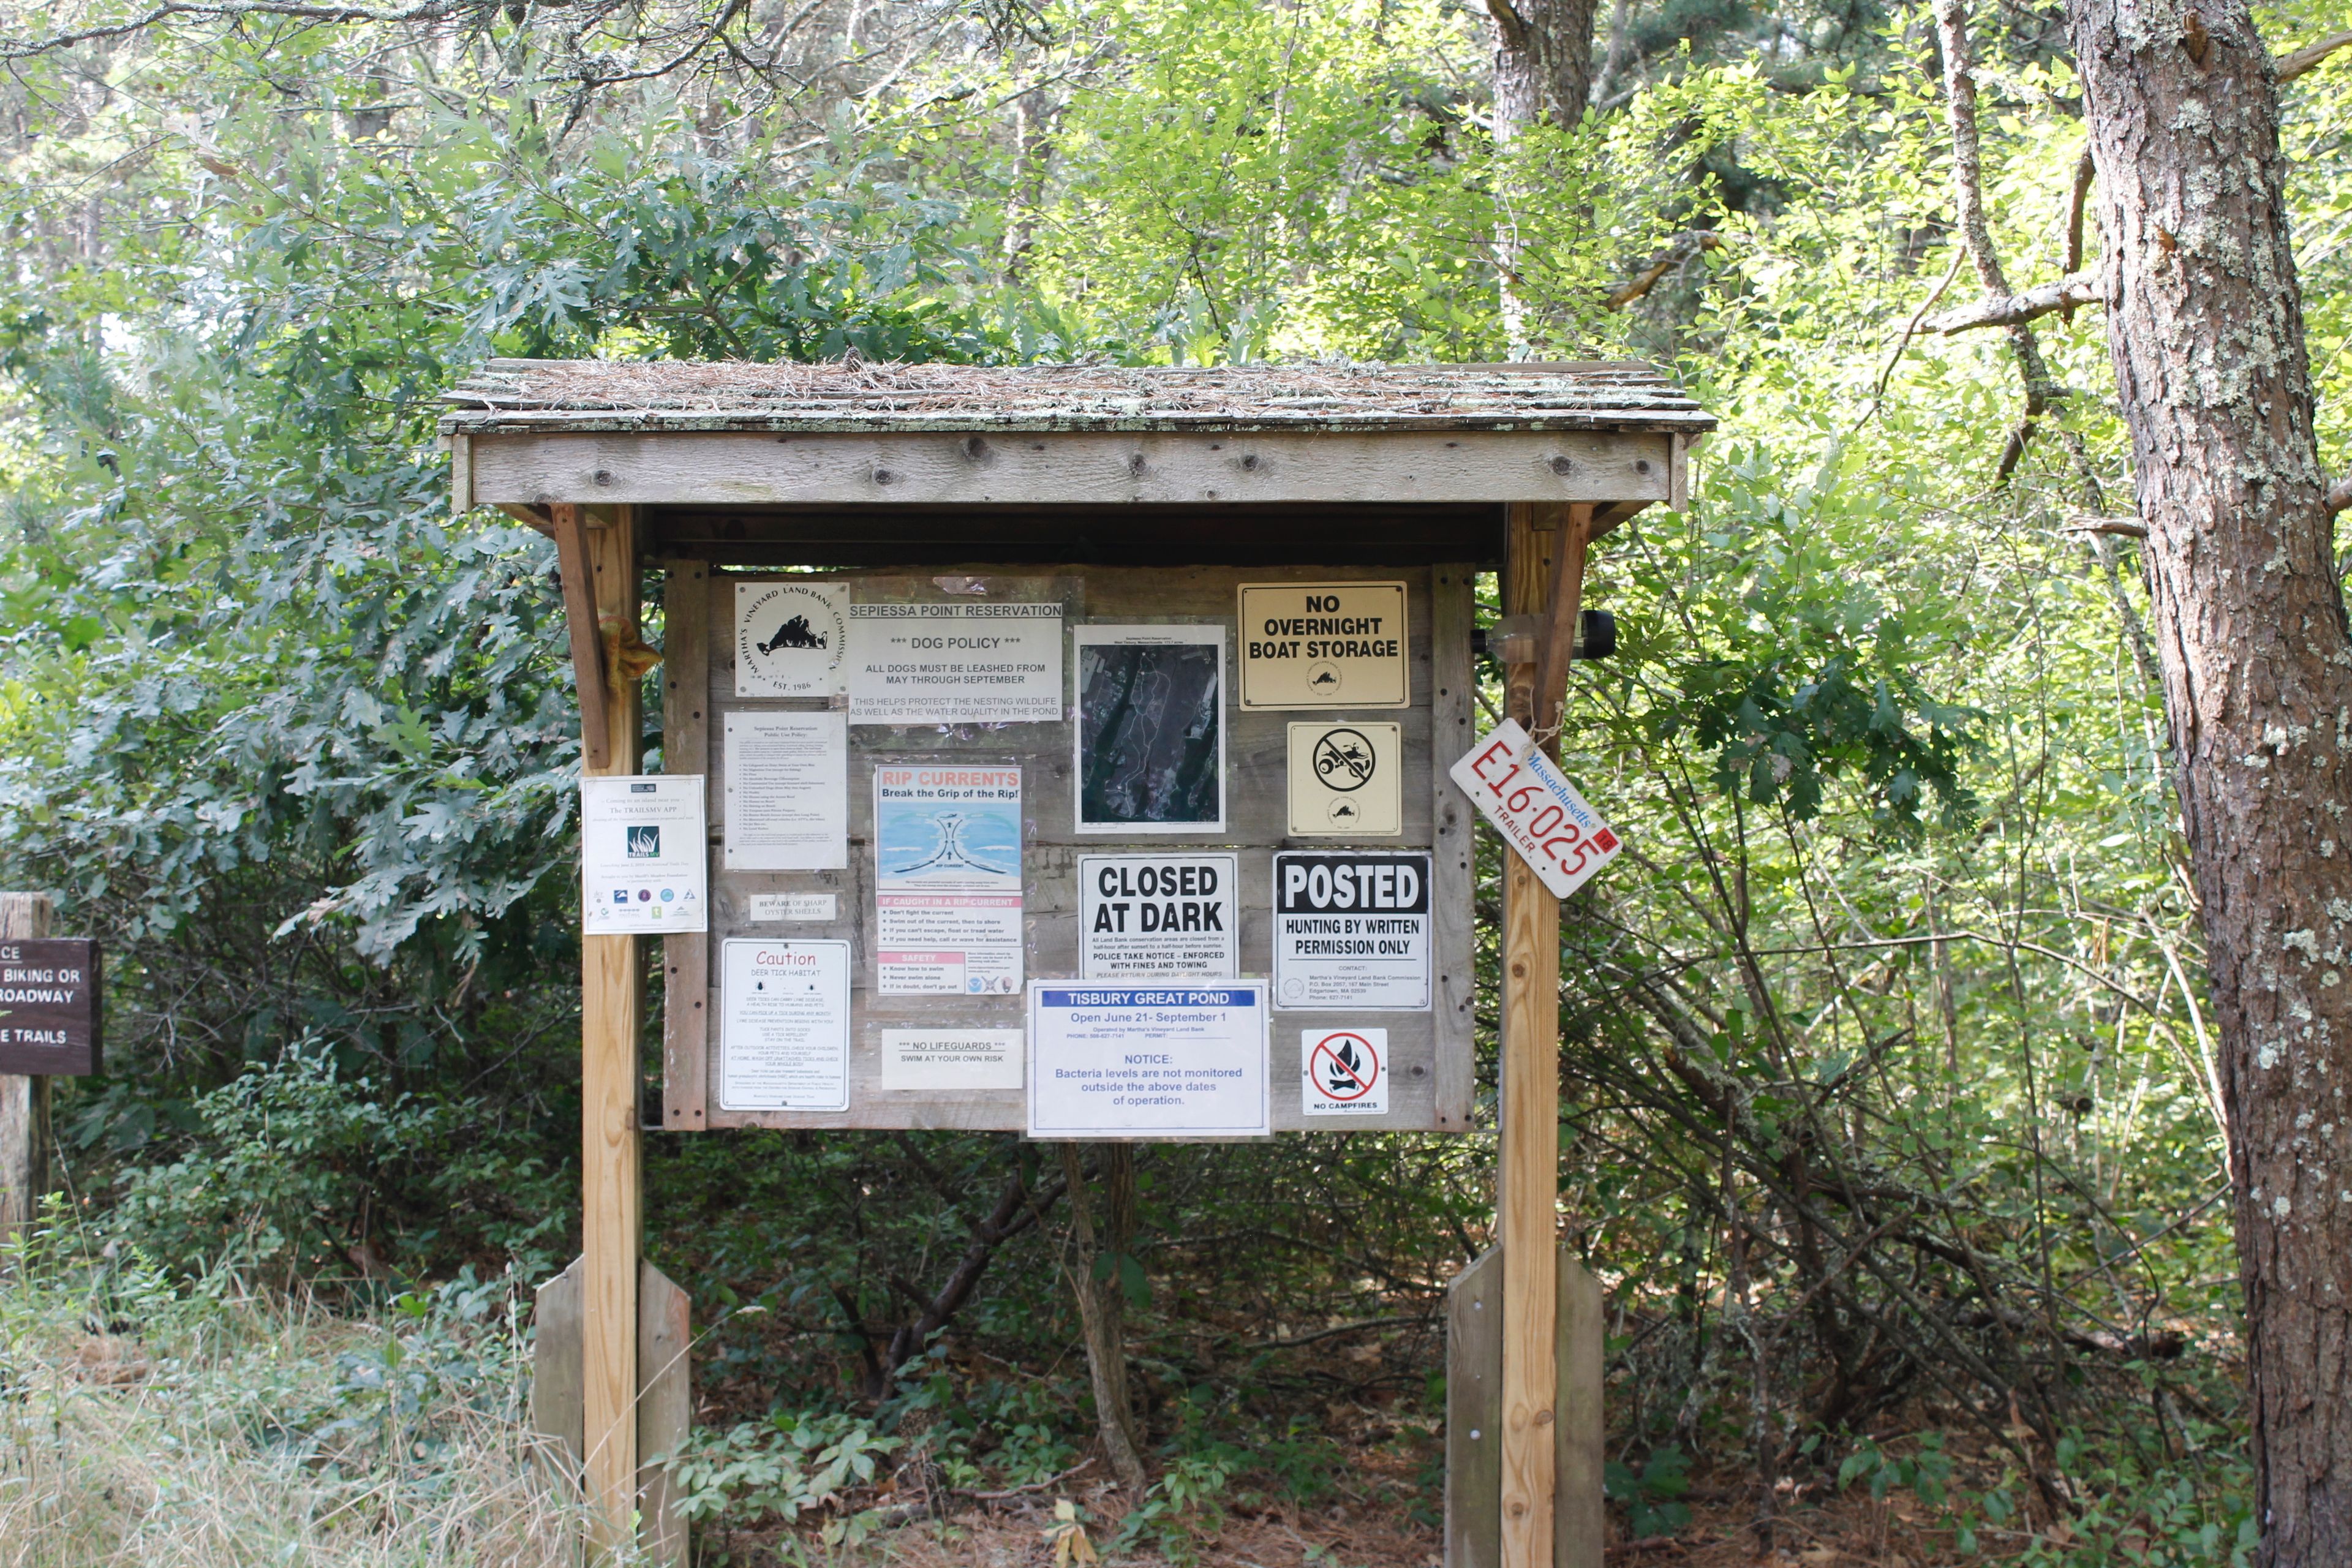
[659, 561, 711, 1133]
[579, 506, 643, 1555]
[0, 894, 51, 1243]
[1498, 502, 1593, 1568]
[552, 503, 614, 771]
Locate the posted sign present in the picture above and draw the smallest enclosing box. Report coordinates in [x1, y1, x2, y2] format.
[0, 938, 99, 1076]
[1449, 719, 1623, 900]
[1272, 851, 1431, 1010]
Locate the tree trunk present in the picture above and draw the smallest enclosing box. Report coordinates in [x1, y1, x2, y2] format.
[1487, 0, 1597, 140]
[1060, 1142, 1148, 1497]
[2064, 2, 2352, 1559]
[1484, 0, 1599, 351]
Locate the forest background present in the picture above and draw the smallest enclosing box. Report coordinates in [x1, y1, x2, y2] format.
[0, 0, 2335, 1560]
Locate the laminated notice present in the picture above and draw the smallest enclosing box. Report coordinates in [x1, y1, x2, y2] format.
[718, 940, 850, 1112]
[581, 775, 709, 935]
[1027, 983, 1270, 1139]
[846, 603, 1063, 725]
[873, 764, 1025, 995]
[881, 1029, 1025, 1091]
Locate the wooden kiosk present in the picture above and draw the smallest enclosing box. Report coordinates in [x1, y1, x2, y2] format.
[440, 360, 1714, 1566]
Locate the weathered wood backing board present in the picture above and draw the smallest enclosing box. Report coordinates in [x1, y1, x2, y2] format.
[662, 561, 1475, 1134]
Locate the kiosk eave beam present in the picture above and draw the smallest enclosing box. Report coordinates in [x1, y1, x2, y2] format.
[468, 429, 1678, 509]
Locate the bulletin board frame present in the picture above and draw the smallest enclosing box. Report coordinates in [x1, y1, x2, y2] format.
[658, 558, 1479, 1136]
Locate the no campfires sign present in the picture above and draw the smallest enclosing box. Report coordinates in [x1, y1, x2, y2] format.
[1302, 1027, 1387, 1117]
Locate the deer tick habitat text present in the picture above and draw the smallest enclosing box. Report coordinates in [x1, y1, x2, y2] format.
[1238, 582, 1409, 709]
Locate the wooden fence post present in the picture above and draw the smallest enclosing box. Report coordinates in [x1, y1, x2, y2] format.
[0, 894, 54, 1245]
[573, 505, 644, 1555]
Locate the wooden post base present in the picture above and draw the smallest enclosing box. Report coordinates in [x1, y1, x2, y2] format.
[1444, 1245, 1605, 1568]
[533, 1256, 693, 1564]
[0, 894, 53, 1246]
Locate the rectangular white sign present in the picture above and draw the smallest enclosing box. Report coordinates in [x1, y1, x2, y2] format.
[723, 711, 848, 870]
[1272, 851, 1431, 1011]
[1449, 719, 1623, 900]
[881, 1029, 1025, 1092]
[1027, 983, 1270, 1140]
[1302, 1027, 1389, 1117]
[873, 764, 1025, 996]
[747, 892, 839, 922]
[718, 940, 850, 1112]
[846, 603, 1063, 725]
[1079, 854, 1238, 981]
[580, 775, 708, 934]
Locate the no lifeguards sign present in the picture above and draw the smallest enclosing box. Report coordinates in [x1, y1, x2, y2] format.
[0, 938, 100, 1076]
[1450, 718, 1624, 900]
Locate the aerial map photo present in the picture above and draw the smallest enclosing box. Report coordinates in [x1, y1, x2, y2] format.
[1076, 630, 1224, 831]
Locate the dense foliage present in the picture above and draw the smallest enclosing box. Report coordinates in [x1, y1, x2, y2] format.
[5, 0, 2344, 1556]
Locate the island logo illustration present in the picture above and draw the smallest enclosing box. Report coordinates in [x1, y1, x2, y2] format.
[737, 583, 846, 695]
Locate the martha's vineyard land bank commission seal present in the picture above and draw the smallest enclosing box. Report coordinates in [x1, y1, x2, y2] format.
[736, 581, 848, 697]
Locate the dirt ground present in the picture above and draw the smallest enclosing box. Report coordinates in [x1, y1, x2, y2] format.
[751, 1450, 1972, 1568]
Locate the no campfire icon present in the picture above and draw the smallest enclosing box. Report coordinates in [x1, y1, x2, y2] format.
[1303, 1028, 1387, 1116]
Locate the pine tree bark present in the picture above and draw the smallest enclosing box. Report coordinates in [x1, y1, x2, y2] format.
[1485, 0, 1599, 351]
[1487, 0, 1598, 140]
[2064, 1, 2352, 1559]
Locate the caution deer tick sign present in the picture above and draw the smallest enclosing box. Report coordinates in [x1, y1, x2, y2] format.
[1302, 1028, 1387, 1116]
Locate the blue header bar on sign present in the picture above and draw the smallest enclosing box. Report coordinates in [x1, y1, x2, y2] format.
[1039, 988, 1259, 1008]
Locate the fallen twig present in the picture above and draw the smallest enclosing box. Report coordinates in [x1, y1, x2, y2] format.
[954, 1456, 1098, 1502]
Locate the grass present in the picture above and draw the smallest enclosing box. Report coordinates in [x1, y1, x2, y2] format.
[0, 1220, 584, 1567]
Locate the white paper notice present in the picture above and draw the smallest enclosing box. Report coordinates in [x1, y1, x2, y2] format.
[873, 764, 1025, 995]
[723, 712, 848, 871]
[847, 603, 1063, 725]
[1027, 983, 1270, 1139]
[881, 1030, 1025, 1092]
[1272, 851, 1431, 1011]
[718, 940, 850, 1111]
[1079, 854, 1238, 981]
[1302, 1027, 1389, 1117]
[747, 892, 839, 922]
[736, 581, 848, 698]
[581, 776, 708, 934]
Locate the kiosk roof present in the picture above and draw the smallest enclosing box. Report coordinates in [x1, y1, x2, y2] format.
[440, 358, 1714, 437]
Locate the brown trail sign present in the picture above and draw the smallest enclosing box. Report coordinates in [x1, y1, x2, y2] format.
[0, 893, 100, 1243]
[439, 360, 1713, 1566]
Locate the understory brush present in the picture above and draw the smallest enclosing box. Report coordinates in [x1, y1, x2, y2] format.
[0, 1215, 579, 1567]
